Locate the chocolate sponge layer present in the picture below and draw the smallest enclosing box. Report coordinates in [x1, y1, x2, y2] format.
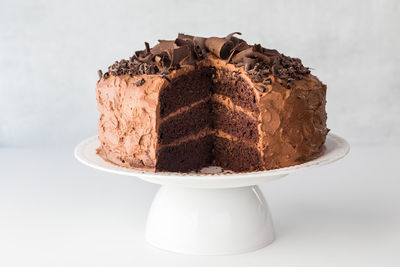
[159, 68, 213, 118]
[212, 136, 262, 172]
[156, 135, 214, 172]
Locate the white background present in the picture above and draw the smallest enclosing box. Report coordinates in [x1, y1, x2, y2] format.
[1, 0, 399, 147]
[0, 0, 399, 266]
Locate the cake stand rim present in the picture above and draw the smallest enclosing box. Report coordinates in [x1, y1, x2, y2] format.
[74, 133, 349, 187]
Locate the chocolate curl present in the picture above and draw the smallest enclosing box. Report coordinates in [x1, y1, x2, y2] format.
[234, 41, 250, 52]
[135, 50, 153, 63]
[253, 44, 263, 53]
[140, 54, 153, 63]
[151, 40, 176, 55]
[193, 36, 207, 59]
[205, 37, 234, 59]
[175, 38, 193, 47]
[149, 40, 178, 68]
[171, 46, 191, 67]
[243, 56, 256, 71]
[227, 41, 250, 63]
[263, 48, 280, 56]
[231, 47, 271, 64]
[144, 42, 150, 53]
[154, 52, 171, 68]
[225, 32, 241, 42]
[177, 33, 194, 40]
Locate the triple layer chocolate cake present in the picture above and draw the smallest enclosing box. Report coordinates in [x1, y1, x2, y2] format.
[96, 32, 328, 172]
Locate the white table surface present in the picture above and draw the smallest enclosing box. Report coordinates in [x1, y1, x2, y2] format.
[1, 144, 399, 267]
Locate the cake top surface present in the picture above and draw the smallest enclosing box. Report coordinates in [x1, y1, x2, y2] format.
[98, 32, 311, 90]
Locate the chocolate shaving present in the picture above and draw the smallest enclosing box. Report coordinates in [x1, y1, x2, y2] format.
[145, 42, 150, 53]
[136, 78, 145, 86]
[160, 67, 170, 75]
[243, 57, 256, 71]
[262, 77, 272, 85]
[256, 85, 267, 92]
[162, 74, 171, 82]
[252, 75, 262, 83]
[97, 70, 103, 79]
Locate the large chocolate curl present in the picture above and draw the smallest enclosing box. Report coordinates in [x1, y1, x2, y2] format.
[150, 39, 194, 68]
[205, 37, 234, 59]
[231, 47, 271, 65]
[225, 32, 242, 42]
[193, 37, 207, 59]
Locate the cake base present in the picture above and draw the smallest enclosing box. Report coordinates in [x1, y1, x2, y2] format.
[74, 133, 350, 255]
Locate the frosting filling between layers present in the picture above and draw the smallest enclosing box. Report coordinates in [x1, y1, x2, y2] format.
[158, 128, 258, 149]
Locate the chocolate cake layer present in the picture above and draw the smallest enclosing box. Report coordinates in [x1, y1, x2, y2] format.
[156, 135, 214, 172]
[211, 101, 259, 143]
[212, 68, 259, 114]
[213, 136, 262, 172]
[159, 68, 212, 118]
[158, 100, 212, 144]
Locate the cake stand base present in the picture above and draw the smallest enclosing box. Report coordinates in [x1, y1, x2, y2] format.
[146, 185, 274, 255]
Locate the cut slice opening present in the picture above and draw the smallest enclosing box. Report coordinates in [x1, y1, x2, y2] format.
[156, 67, 262, 172]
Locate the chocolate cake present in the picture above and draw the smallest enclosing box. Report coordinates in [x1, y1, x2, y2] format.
[96, 32, 328, 172]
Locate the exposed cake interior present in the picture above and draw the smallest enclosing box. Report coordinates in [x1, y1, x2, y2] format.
[156, 66, 262, 172]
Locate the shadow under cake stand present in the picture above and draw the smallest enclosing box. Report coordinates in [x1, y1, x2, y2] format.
[74, 133, 349, 255]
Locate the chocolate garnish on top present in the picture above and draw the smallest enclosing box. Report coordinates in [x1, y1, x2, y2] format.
[98, 33, 311, 89]
[204, 37, 234, 59]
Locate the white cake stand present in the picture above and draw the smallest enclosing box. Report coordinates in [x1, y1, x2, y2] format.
[74, 133, 349, 255]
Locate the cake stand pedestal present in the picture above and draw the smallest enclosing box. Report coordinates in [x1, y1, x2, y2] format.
[74, 133, 349, 255]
